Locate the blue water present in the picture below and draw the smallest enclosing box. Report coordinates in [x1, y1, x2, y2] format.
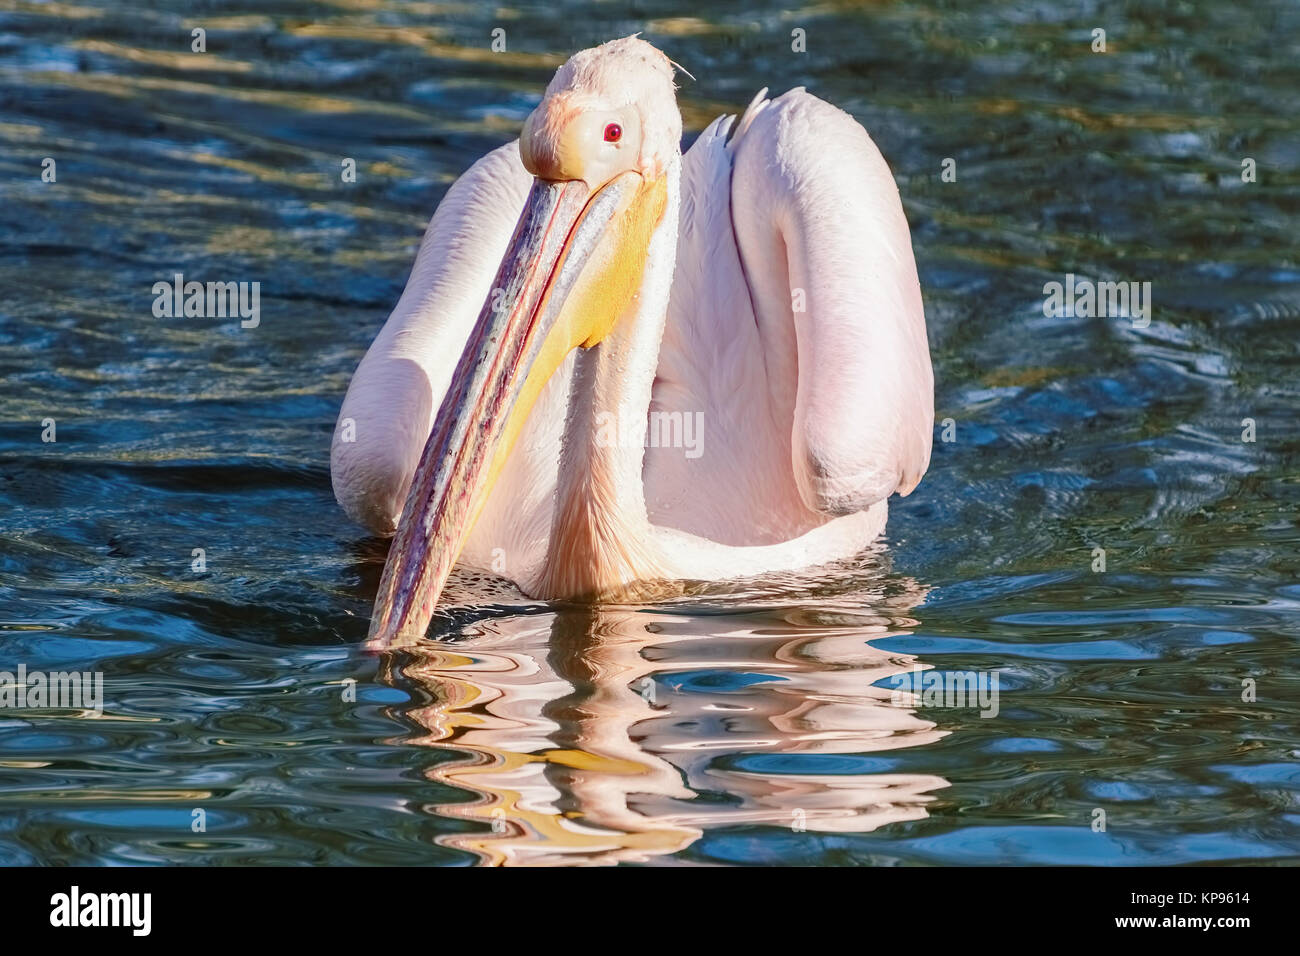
[1, 0, 1298, 865]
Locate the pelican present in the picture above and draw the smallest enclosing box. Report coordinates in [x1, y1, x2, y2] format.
[332, 37, 933, 647]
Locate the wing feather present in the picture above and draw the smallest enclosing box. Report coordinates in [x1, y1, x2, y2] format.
[330, 143, 533, 535]
[730, 90, 933, 514]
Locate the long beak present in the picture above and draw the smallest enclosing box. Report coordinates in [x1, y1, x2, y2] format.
[366, 173, 639, 649]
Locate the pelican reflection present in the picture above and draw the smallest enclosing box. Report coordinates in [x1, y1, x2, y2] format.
[387, 580, 950, 865]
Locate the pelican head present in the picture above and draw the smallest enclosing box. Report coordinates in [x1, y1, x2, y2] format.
[520, 37, 681, 184]
[368, 37, 681, 646]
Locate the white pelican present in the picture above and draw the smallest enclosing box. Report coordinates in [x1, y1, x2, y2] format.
[332, 37, 933, 647]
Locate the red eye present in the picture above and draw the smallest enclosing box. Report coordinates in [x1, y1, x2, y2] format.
[603, 123, 622, 143]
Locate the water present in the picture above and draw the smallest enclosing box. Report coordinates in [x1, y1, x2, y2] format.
[1, 0, 1298, 865]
